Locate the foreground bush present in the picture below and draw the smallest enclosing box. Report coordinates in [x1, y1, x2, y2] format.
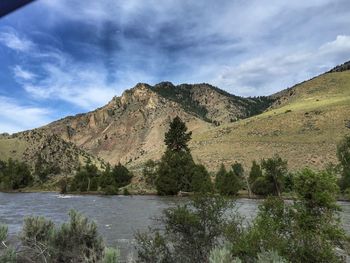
[137, 168, 349, 263]
[233, 169, 348, 262]
[135, 195, 241, 263]
[0, 224, 16, 263]
[4, 210, 119, 263]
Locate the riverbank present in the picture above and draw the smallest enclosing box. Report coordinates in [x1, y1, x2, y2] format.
[2, 188, 349, 202]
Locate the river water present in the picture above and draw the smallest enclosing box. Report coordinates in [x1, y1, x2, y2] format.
[0, 192, 349, 262]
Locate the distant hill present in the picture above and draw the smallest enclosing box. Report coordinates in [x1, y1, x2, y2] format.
[0, 130, 103, 174]
[0, 62, 349, 176]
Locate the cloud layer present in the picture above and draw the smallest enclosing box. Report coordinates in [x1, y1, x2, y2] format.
[0, 0, 350, 132]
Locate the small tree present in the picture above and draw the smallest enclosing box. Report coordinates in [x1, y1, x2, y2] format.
[261, 155, 288, 197]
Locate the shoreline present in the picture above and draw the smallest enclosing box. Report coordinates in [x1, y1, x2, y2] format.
[1, 189, 349, 202]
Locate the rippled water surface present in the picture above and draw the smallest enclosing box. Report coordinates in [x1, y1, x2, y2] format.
[0, 193, 349, 261]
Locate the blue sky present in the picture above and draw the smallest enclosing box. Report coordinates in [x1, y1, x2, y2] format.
[0, 0, 350, 133]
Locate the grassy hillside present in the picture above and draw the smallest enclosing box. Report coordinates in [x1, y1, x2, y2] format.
[191, 71, 350, 171]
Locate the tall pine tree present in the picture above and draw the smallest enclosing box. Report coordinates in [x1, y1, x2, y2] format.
[156, 116, 196, 195]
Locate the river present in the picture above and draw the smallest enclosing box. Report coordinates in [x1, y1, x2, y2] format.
[0, 192, 349, 262]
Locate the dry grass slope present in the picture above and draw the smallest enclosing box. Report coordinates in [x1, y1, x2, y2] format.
[191, 71, 350, 171]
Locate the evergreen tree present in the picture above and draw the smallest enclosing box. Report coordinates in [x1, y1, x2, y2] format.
[156, 116, 200, 195]
[215, 164, 241, 196]
[215, 164, 227, 192]
[164, 116, 192, 152]
[156, 150, 195, 195]
[111, 163, 133, 188]
[191, 164, 213, 193]
[232, 162, 244, 179]
[248, 160, 262, 184]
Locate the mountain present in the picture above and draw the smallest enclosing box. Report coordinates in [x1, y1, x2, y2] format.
[39, 82, 267, 166]
[1, 63, 349, 175]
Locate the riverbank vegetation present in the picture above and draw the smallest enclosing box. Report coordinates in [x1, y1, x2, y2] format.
[136, 169, 350, 262]
[0, 117, 349, 201]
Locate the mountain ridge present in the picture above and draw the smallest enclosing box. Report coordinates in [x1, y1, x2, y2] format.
[1, 62, 350, 175]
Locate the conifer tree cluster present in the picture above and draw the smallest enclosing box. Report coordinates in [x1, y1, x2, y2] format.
[156, 116, 212, 195]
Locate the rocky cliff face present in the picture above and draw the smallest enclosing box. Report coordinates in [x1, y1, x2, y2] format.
[42, 83, 214, 166]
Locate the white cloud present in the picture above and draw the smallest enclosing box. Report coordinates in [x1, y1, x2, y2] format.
[23, 62, 119, 109]
[0, 30, 34, 52]
[0, 96, 52, 133]
[319, 35, 350, 55]
[13, 65, 37, 81]
[214, 34, 350, 96]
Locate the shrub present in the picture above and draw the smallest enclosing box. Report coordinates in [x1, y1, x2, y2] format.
[209, 245, 232, 263]
[135, 195, 240, 263]
[215, 164, 241, 196]
[251, 177, 273, 195]
[20, 210, 105, 263]
[239, 169, 349, 263]
[337, 135, 350, 191]
[256, 250, 289, 263]
[103, 247, 120, 263]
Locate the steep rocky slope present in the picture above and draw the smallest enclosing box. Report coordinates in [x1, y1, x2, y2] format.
[42, 83, 211, 165]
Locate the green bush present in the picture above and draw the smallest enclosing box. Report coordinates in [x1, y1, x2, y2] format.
[251, 177, 273, 195]
[237, 169, 349, 263]
[135, 195, 239, 263]
[215, 164, 241, 196]
[256, 250, 289, 263]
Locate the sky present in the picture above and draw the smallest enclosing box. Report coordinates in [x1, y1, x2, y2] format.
[0, 0, 350, 133]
